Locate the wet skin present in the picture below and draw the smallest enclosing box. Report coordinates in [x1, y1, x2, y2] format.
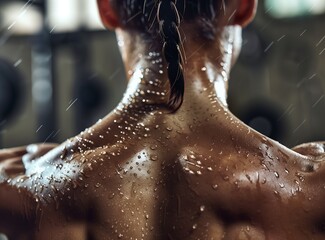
[1, 58, 325, 239]
[1, 10, 325, 240]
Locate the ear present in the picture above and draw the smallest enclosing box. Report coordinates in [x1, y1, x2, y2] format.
[232, 0, 257, 27]
[97, 0, 120, 29]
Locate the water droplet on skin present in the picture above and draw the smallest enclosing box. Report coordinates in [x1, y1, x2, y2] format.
[200, 205, 205, 212]
[223, 176, 229, 181]
[150, 145, 158, 150]
[296, 172, 305, 182]
[60, 147, 67, 160]
[212, 184, 218, 190]
[150, 155, 158, 161]
[192, 224, 198, 230]
[279, 183, 285, 188]
[274, 172, 279, 178]
[57, 164, 63, 170]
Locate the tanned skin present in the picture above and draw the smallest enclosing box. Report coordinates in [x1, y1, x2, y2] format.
[1, 0, 325, 239]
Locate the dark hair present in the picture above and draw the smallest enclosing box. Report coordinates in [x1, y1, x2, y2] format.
[118, 0, 220, 111]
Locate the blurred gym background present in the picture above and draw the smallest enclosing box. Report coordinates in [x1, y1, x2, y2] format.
[0, 0, 324, 148]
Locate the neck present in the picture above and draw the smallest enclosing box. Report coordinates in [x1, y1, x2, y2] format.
[116, 27, 236, 112]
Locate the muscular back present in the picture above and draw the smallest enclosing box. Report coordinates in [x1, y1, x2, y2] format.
[2, 96, 324, 240]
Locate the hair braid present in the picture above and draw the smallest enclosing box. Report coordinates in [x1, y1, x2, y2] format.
[157, 0, 184, 111]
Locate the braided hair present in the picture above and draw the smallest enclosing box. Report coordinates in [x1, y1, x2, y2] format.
[118, 0, 219, 111]
[157, 0, 184, 110]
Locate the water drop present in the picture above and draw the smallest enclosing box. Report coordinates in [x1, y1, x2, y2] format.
[189, 155, 196, 160]
[200, 205, 205, 212]
[212, 184, 218, 190]
[150, 155, 158, 161]
[150, 145, 158, 150]
[60, 147, 67, 160]
[57, 164, 63, 170]
[192, 224, 198, 230]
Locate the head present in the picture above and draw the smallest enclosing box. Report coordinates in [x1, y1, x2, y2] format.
[97, 0, 257, 110]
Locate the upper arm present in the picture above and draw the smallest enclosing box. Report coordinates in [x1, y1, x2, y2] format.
[292, 142, 325, 158]
[0, 183, 37, 237]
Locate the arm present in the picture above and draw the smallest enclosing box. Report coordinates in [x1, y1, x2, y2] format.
[0, 144, 58, 238]
[0, 144, 58, 182]
[292, 142, 325, 158]
[0, 146, 27, 181]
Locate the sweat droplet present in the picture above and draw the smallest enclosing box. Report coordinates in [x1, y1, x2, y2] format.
[150, 155, 158, 161]
[60, 147, 67, 159]
[150, 145, 158, 150]
[212, 184, 218, 190]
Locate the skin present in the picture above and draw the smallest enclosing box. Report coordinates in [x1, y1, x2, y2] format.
[1, 0, 325, 239]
